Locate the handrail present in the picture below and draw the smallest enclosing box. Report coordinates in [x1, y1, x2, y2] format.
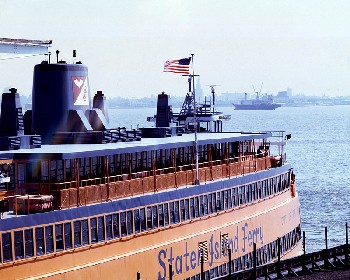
[22, 154, 284, 209]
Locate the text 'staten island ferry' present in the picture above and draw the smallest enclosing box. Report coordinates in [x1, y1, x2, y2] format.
[0, 41, 301, 280]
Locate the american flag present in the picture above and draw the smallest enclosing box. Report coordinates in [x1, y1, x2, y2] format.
[164, 57, 191, 74]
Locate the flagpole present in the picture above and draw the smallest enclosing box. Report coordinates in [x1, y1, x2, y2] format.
[192, 53, 199, 185]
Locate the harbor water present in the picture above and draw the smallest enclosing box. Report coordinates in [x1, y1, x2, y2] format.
[108, 104, 350, 254]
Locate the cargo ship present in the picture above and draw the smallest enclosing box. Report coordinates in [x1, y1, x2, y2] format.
[0, 50, 301, 280]
[233, 92, 281, 110]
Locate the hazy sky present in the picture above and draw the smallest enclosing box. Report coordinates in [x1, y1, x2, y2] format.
[1, 0, 350, 98]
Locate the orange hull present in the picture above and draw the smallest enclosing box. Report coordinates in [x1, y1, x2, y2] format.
[0, 191, 301, 280]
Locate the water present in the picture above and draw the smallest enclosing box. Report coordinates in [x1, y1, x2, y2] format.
[108, 105, 350, 253]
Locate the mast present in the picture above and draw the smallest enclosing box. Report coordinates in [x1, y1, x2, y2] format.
[191, 54, 200, 185]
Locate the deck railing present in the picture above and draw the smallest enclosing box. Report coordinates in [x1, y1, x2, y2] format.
[19, 154, 283, 210]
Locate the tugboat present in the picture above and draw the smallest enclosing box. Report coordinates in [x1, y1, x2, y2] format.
[0, 46, 301, 280]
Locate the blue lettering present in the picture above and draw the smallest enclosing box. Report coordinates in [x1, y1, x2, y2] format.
[248, 230, 253, 247]
[168, 247, 174, 278]
[175, 255, 183, 274]
[190, 251, 197, 269]
[184, 242, 190, 271]
[260, 226, 264, 245]
[214, 241, 219, 260]
[234, 226, 239, 252]
[158, 249, 167, 280]
[168, 246, 174, 265]
[209, 234, 214, 266]
[242, 223, 248, 252]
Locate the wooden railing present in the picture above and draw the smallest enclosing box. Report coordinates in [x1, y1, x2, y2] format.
[21, 155, 282, 210]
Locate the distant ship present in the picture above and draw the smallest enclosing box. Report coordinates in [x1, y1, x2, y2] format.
[233, 92, 281, 110]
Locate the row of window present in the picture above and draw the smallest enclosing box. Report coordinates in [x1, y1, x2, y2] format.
[0, 171, 291, 263]
[186, 225, 302, 280]
[18, 139, 256, 186]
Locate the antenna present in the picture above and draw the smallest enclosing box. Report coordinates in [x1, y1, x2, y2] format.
[252, 84, 256, 93]
[259, 82, 264, 94]
[206, 85, 220, 113]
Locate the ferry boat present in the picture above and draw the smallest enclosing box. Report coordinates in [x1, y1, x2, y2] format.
[0, 52, 301, 280]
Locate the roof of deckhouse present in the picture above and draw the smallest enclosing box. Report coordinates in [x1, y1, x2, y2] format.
[0, 131, 272, 161]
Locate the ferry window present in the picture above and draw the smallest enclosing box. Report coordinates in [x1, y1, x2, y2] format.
[112, 214, 120, 238]
[231, 188, 237, 207]
[226, 190, 232, 209]
[198, 196, 203, 217]
[65, 159, 72, 181]
[212, 193, 217, 213]
[2, 232, 12, 262]
[185, 199, 190, 220]
[57, 160, 64, 182]
[169, 202, 175, 224]
[257, 182, 262, 199]
[120, 212, 127, 236]
[41, 160, 49, 182]
[64, 223, 72, 249]
[158, 205, 164, 227]
[207, 195, 213, 214]
[90, 218, 98, 243]
[264, 180, 269, 196]
[74, 221, 82, 247]
[24, 229, 34, 258]
[269, 178, 273, 195]
[174, 201, 180, 223]
[152, 205, 158, 228]
[139, 208, 146, 232]
[216, 192, 222, 211]
[98, 216, 105, 242]
[109, 155, 116, 175]
[35, 227, 45, 256]
[127, 211, 133, 235]
[55, 224, 64, 251]
[283, 174, 287, 189]
[146, 206, 153, 229]
[180, 200, 186, 221]
[251, 184, 256, 201]
[134, 209, 140, 233]
[190, 198, 195, 219]
[45, 225, 54, 253]
[239, 186, 245, 205]
[17, 163, 25, 190]
[195, 197, 199, 217]
[50, 160, 57, 182]
[82, 220, 89, 245]
[14, 230, 24, 260]
[163, 203, 169, 226]
[246, 185, 252, 203]
[203, 195, 208, 215]
[92, 157, 99, 178]
[106, 215, 113, 239]
[79, 158, 84, 178]
[278, 176, 282, 191]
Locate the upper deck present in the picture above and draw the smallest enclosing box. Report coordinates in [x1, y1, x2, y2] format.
[0, 131, 273, 161]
